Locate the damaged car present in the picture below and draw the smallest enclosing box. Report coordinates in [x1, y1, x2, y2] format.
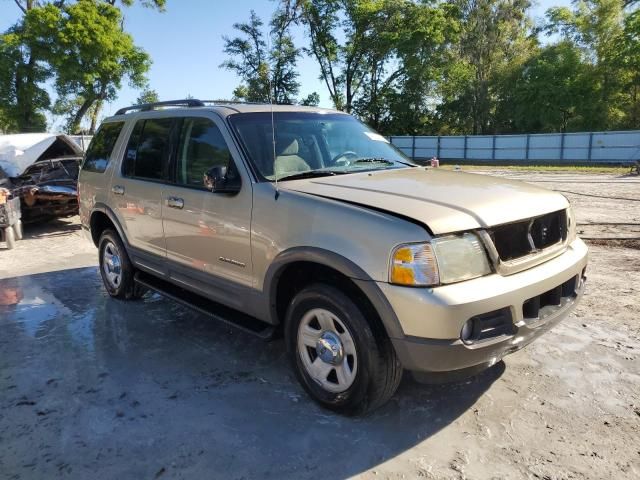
[0, 134, 84, 223]
[79, 100, 588, 415]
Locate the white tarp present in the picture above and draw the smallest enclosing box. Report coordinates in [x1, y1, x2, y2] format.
[0, 133, 83, 177]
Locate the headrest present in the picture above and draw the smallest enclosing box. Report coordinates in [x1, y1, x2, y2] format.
[276, 137, 299, 156]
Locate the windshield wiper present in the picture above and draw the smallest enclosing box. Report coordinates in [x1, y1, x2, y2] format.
[353, 157, 416, 167]
[353, 157, 395, 165]
[278, 170, 343, 181]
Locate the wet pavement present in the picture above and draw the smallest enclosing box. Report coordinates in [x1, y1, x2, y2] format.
[2, 171, 640, 478]
[0, 267, 500, 479]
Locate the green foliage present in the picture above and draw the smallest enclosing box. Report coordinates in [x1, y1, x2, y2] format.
[47, 0, 150, 133]
[0, 0, 157, 134]
[619, 9, 640, 126]
[222, 4, 300, 104]
[300, 91, 320, 106]
[498, 41, 598, 132]
[436, 0, 535, 134]
[292, 0, 639, 134]
[3, 0, 639, 136]
[0, 7, 54, 132]
[136, 88, 160, 104]
[298, 0, 458, 134]
[115, 0, 166, 10]
[543, 0, 635, 130]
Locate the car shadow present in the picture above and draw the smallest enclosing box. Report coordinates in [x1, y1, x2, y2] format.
[22, 217, 81, 240]
[0, 267, 503, 479]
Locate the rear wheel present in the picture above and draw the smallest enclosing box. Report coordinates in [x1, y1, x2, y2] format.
[285, 284, 402, 415]
[98, 229, 146, 300]
[3, 227, 16, 250]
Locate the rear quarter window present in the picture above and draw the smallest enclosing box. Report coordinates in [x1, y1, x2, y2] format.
[83, 122, 125, 173]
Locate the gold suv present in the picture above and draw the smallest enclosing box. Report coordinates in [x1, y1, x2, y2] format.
[78, 100, 588, 415]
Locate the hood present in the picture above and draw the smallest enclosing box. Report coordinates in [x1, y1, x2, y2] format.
[282, 168, 569, 235]
[0, 134, 83, 177]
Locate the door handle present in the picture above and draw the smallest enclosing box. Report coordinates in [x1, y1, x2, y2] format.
[166, 197, 184, 209]
[111, 185, 125, 195]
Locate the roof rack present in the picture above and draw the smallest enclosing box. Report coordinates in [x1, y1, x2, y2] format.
[114, 99, 205, 115]
[114, 98, 285, 115]
[199, 99, 271, 106]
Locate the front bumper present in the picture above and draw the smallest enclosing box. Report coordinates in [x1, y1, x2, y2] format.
[380, 238, 588, 373]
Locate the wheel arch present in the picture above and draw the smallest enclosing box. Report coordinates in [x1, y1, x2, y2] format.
[89, 204, 127, 247]
[265, 247, 404, 339]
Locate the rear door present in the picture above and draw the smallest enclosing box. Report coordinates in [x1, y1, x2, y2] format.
[78, 121, 125, 229]
[111, 117, 174, 263]
[161, 114, 253, 299]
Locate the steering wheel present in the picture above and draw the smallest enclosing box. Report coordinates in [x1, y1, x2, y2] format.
[332, 151, 358, 166]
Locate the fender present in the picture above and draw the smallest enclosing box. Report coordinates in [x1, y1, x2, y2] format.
[90, 203, 129, 248]
[264, 246, 405, 339]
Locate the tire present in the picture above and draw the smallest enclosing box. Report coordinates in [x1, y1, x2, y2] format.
[285, 284, 403, 415]
[3, 227, 15, 250]
[98, 229, 146, 300]
[12, 220, 23, 240]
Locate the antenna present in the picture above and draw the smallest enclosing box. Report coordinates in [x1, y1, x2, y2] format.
[270, 90, 278, 199]
[267, 19, 279, 199]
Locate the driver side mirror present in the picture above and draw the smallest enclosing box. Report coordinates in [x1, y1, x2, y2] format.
[203, 165, 240, 194]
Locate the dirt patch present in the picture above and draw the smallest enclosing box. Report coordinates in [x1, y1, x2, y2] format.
[585, 238, 640, 250]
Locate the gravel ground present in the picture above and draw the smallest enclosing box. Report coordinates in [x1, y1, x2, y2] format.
[0, 170, 638, 479]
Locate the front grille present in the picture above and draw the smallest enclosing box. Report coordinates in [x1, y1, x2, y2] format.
[523, 276, 578, 321]
[489, 210, 567, 262]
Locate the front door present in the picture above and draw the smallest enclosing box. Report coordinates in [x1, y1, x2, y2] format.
[161, 115, 253, 304]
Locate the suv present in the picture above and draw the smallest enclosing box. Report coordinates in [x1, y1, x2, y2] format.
[79, 99, 588, 415]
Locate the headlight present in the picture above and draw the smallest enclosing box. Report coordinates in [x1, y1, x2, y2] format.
[390, 233, 491, 287]
[390, 243, 439, 286]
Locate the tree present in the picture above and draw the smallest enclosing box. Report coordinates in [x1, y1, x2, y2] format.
[545, 0, 631, 129]
[0, 5, 57, 132]
[136, 88, 160, 104]
[436, 0, 535, 135]
[496, 41, 597, 132]
[11, 0, 167, 12]
[619, 8, 640, 127]
[46, 0, 151, 133]
[222, 4, 301, 104]
[299, 0, 457, 135]
[299, 0, 366, 112]
[351, 0, 459, 134]
[300, 91, 320, 106]
[106, 0, 166, 9]
[1, 0, 162, 133]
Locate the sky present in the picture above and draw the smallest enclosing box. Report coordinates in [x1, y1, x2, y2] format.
[0, 0, 570, 131]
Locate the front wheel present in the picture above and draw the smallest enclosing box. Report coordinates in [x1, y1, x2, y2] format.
[285, 284, 403, 415]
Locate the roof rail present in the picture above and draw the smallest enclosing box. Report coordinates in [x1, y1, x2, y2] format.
[199, 99, 271, 106]
[114, 99, 205, 115]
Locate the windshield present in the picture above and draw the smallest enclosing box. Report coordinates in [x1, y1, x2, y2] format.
[228, 112, 414, 181]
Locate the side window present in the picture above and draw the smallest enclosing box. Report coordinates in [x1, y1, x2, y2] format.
[82, 122, 124, 173]
[123, 118, 173, 180]
[176, 117, 235, 188]
[122, 120, 144, 177]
